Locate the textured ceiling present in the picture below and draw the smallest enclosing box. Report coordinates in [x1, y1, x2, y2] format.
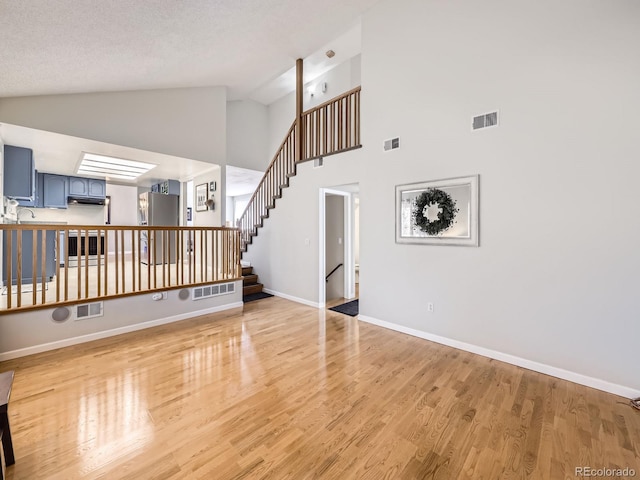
[0, 0, 378, 102]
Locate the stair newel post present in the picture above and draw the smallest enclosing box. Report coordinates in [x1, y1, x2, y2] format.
[295, 58, 303, 163]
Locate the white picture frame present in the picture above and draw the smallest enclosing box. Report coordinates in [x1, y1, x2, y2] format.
[395, 175, 479, 246]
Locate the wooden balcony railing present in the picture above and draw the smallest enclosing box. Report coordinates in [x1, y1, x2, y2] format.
[301, 86, 361, 161]
[238, 86, 361, 252]
[0, 225, 241, 313]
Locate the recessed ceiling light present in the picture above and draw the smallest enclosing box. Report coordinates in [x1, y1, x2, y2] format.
[78, 153, 156, 180]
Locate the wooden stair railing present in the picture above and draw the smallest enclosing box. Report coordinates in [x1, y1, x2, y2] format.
[238, 86, 361, 253]
[238, 121, 296, 253]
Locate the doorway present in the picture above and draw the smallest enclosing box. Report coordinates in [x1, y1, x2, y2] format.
[319, 184, 359, 308]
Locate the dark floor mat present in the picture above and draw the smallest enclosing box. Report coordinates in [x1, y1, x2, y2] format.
[328, 299, 359, 316]
[243, 292, 274, 303]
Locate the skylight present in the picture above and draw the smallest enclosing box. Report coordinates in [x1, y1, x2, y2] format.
[78, 153, 156, 180]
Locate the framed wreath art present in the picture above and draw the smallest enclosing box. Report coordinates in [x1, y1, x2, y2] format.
[395, 175, 479, 246]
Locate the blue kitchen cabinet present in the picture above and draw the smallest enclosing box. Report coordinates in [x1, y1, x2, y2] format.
[88, 178, 106, 198]
[2, 229, 56, 285]
[3, 145, 35, 200]
[17, 171, 44, 207]
[68, 176, 106, 199]
[43, 174, 68, 208]
[68, 177, 88, 196]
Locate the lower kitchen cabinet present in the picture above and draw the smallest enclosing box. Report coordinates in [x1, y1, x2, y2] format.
[2, 230, 56, 285]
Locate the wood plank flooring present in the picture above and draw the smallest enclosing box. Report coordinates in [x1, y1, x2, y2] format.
[1, 296, 638, 479]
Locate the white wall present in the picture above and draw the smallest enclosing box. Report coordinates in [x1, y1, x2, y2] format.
[0, 87, 227, 164]
[105, 183, 138, 252]
[28, 204, 106, 225]
[354, 195, 360, 268]
[246, 0, 640, 394]
[191, 167, 222, 227]
[325, 195, 345, 300]
[227, 100, 269, 171]
[267, 91, 295, 159]
[0, 284, 242, 358]
[244, 154, 362, 304]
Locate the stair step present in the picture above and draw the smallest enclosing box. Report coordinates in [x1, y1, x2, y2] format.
[243, 274, 258, 285]
[241, 266, 253, 276]
[243, 283, 264, 295]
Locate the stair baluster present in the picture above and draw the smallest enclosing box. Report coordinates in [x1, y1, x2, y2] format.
[238, 87, 361, 254]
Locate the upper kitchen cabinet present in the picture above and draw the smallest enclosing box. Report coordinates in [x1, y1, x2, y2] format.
[68, 177, 89, 196]
[18, 171, 44, 207]
[69, 177, 106, 199]
[43, 174, 68, 208]
[88, 178, 106, 198]
[3, 145, 35, 200]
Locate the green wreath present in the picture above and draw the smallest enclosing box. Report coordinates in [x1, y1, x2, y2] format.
[412, 188, 459, 235]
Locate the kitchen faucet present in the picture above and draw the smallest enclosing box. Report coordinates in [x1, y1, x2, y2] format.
[17, 208, 36, 221]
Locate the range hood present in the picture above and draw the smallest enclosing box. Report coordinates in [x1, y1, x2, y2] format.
[67, 196, 106, 206]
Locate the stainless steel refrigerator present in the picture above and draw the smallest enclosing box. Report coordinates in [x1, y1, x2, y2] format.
[139, 192, 179, 265]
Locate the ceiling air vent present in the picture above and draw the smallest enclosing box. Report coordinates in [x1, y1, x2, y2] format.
[472, 111, 499, 130]
[383, 137, 400, 152]
[75, 301, 103, 320]
[192, 282, 236, 301]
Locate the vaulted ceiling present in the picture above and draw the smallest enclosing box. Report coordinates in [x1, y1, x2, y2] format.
[0, 0, 378, 104]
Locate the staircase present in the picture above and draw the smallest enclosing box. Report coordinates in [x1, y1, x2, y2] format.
[238, 86, 361, 254]
[242, 265, 264, 296]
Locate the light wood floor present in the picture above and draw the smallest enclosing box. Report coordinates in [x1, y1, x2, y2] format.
[1, 297, 639, 479]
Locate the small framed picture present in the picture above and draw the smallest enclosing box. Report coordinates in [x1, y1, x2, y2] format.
[186, 207, 192, 221]
[209, 181, 217, 192]
[196, 183, 208, 211]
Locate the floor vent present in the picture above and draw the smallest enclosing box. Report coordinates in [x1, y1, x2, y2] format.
[75, 301, 103, 320]
[383, 137, 400, 151]
[472, 111, 499, 130]
[192, 282, 236, 301]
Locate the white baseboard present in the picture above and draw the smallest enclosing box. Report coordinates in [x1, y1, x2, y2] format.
[263, 289, 321, 309]
[0, 302, 244, 362]
[358, 314, 640, 399]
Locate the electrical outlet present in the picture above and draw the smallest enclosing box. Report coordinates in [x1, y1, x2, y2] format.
[428, 303, 434, 312]
[304, 238, 310, 246]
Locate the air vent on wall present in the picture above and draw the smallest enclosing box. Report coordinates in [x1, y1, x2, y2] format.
[383, 137, 400, 151]
[192, 282, 236, 301]
[472, 111, 499, 130]
[75, 301, 103, 320]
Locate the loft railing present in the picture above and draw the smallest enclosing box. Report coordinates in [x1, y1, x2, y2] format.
[238, 86, 361, 252]
[301, 86, 361, 161]
[0, 224, 241, 313]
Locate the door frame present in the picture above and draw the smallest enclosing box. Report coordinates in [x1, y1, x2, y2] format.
[319, 188, 355, 307]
